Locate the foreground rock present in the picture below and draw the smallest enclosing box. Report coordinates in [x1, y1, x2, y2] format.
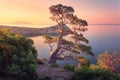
[37, 59, 73, 80]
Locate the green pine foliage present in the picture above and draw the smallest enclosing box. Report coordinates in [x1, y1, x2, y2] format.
[64, 63, 75, 72]
[0, 28, 37, 80]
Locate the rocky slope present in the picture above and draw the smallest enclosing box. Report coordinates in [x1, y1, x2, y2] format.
[37, 59, 73, 80]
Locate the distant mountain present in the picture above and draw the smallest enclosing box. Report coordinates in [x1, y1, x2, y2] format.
[11, 21, 33, 25]
[0, 25, 71, 37]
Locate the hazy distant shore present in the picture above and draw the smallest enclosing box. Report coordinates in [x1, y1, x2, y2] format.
[0, 25, 59, 37]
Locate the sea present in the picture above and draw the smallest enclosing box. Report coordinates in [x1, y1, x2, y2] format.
[30, 24, 120, 65]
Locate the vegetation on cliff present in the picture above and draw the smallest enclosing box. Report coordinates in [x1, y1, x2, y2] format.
[0, 28, 37, 80]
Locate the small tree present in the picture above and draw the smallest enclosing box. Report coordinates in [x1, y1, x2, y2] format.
[98, 51, 120, 73]
[44, 4, 93, 64]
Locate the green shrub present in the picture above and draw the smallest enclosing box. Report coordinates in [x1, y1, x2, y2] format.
[73, 66, 92, 80]
[7, 63, 19, 71]
[64, 63, 75, 72]
[51, 63, 60, 68]
[0, 29, 37, 80]
[72, 66, 120, 80]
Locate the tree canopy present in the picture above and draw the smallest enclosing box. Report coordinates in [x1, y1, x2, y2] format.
[44, 4, 93, 65]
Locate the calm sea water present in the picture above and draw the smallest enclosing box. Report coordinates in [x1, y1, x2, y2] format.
[30, 25, 120, 65]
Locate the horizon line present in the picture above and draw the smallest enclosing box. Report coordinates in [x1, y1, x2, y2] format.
[0, 23, 120, 27]
[89, 24, 120, 25]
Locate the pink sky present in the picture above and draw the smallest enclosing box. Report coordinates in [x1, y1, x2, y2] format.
[0, 0, 120, 27]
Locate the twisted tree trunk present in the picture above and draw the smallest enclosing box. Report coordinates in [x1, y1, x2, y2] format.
[49, 24, 63, 64]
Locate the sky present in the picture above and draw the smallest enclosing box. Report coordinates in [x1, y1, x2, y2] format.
[0, 0, 120, 27]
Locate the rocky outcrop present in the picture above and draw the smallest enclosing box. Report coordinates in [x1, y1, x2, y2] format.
[0, 25, 71, 37]
[37, 59, 73, 80]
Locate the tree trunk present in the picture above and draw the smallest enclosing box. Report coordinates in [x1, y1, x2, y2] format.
[49, 48, 59, 64]
[49, 24, 63, 64]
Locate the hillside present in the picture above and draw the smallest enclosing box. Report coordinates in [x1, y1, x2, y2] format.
[0, 25, 71, 37]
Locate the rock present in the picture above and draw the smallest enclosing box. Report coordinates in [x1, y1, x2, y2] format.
[37, 59, 73, 80]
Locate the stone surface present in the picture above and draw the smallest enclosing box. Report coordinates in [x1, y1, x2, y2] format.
[37, 59, 73, 80]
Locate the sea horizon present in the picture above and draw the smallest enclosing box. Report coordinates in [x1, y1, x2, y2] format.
[0, 23, 120, 29]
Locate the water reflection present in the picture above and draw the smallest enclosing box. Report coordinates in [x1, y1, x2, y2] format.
[30, 25, 120, 64]
[30, 36, 50, 59]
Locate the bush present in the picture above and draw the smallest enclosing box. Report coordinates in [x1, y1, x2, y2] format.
[64, 63, 75, 72]
[0, 29, 37, 80]
[73, 66, 92, 80]
[37, 59, 44, 65]
[51, 63, 60, 68]
[97, 51, 120, 73]
[72, 66, 120, 80]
